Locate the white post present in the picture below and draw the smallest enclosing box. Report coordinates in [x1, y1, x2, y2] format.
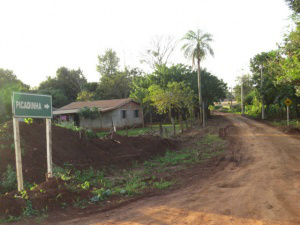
[46, 118, 53, 178]
[202, 103, 205, 128]
[230, 86, 233, 109]
[260, 65, 265, 120]
[13, 118, 24, 191]
[241, 81, 244, 114]
[287, 106, 290, 126]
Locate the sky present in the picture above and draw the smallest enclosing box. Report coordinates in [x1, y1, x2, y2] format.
[0, 0, 292, 88]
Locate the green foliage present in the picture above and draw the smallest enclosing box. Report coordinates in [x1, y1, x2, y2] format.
[56, 121, 80, 131]
[79, 107, 99, 120]
[181, 29, 214, 65]
[24, 118, 33, 125]
[22, 200, 38, 217]
[77, 91, 96, 101]
[96, 49, 142, 100]
[38, 67, 87, 107]
[53, 165, 73, 181]
[38, 89, 69, 108]
[0, 215, 20, 223]
[115, 177, 147, 196]
[73, 197, 89, 209]
[0, 68, 29, 123]
[285, 0, 300, 13]
[1, 164, 17, 193]
[144, 149, 197, 168]
[91, 188, 112, 202]
[151, 178, 174, 190]
[96, 49, 120, 76]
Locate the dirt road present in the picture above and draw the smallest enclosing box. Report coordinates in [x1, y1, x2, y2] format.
[47, 114, 300, 225]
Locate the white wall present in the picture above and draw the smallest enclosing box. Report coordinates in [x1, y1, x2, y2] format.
[80, 107, 143, 130]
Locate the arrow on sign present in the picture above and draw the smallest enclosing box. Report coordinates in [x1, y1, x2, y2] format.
[44, 104, 50, 109]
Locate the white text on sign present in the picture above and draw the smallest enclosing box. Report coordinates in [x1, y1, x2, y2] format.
[16, 101, 42, 110]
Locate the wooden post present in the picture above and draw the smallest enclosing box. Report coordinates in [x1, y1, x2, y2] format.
[46, 118, 53, 178]
[241, 81, 244, 115]
[203, 103, 205, 128]
[179, 113, 183, 133]
[13, 118, 24, 191]
[159, 123, 163, 136]
[100, 111, 102, 130]
[171, 117, 176, 135]
[165, 128, 168, 137]
[150, 113, 153, 131]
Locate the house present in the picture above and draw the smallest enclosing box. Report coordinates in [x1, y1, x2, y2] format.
[53, 98, 143, 130]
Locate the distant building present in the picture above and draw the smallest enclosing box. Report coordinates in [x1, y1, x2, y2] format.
[53, 98, 143, 130]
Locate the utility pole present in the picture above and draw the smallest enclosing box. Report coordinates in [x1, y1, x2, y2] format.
[241, 81, 244, 115]
[230, 86, 233, 109]
[259, 65, 265, 119]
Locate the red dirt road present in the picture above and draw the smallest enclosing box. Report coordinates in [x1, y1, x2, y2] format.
[45, 114, 300, 225]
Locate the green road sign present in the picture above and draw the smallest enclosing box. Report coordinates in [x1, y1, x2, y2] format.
[12, 92, 52, 118]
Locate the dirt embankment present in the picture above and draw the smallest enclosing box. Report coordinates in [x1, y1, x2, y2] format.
[45, 113, 300, 225]
[0, 121, 179, 220]
[0, 122, 177, 184]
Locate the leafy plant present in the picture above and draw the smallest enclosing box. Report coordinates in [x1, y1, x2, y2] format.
[1, 164, 17, 193]
[73, 197, 88, 209]
[151, 178, 174, 190]
[80, 181, 90, 190]
[24, 118, 33, 124]
[22, 201, 38, 217]
[0, 215, 20, 223]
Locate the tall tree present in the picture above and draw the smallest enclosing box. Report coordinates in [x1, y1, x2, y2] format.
[96, 49, 120, 76]
[140, 36, 177, 70]
[181, 29, 214, 121]
[38, 67, 87, 107]
[285, 0, 300, 13]
[0, 69, 29, 122]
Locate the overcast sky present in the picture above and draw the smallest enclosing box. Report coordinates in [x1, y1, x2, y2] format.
[0, 0, 292, 88]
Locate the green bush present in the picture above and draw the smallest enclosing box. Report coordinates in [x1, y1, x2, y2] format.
[1, 164, 17, 193]
[213, 105, 222, 110]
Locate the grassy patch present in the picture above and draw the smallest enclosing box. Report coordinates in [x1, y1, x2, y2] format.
[150, 178, 174, 190]
[271, 119, 300, 127]
[1, 129, 227, 222]
[97, 124, 181, 137]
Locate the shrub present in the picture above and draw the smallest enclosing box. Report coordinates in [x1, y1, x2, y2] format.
[1, 164, 17, 193]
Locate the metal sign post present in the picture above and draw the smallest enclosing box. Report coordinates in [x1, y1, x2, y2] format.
[203, 103, 205, 128]
[287, 106, 290, 126]
[284, 98, 292, 126]
[12, 92, 52, 191]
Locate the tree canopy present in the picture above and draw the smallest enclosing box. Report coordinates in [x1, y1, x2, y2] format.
[0, 69, 29, 122]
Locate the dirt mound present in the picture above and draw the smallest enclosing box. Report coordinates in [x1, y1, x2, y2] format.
[0, 178, 91, 219]
[0, 122, 177, 184]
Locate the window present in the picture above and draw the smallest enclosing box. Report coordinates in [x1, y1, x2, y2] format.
[134, 109, 139, 118]
[121, 110, 127, 119]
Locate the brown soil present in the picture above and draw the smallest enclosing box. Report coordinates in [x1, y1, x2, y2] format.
[32, 113, 300, 225]
[0, 121, 178, 221]
[0, 122, 177, 184]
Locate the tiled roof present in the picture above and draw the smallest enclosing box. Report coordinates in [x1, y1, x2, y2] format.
[54, 98, 137, 114]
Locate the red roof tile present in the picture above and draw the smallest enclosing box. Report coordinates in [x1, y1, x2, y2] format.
[57, 98, 137, 112]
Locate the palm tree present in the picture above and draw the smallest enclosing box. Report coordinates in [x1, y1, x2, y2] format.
[181, 29, 214, 122]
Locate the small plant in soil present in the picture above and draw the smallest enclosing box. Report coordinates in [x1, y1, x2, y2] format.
[1, 164, 17, 194]
[73, 197, 89, 209]
[0, 215, 20, 223]
[151, 178, 174, 190]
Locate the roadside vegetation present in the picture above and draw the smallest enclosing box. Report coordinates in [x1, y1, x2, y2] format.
[227, 4, 300, 123]
[0, 127, 226, 223]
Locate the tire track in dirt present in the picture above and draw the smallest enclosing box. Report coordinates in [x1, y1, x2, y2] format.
[41, 113, 300, 225]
